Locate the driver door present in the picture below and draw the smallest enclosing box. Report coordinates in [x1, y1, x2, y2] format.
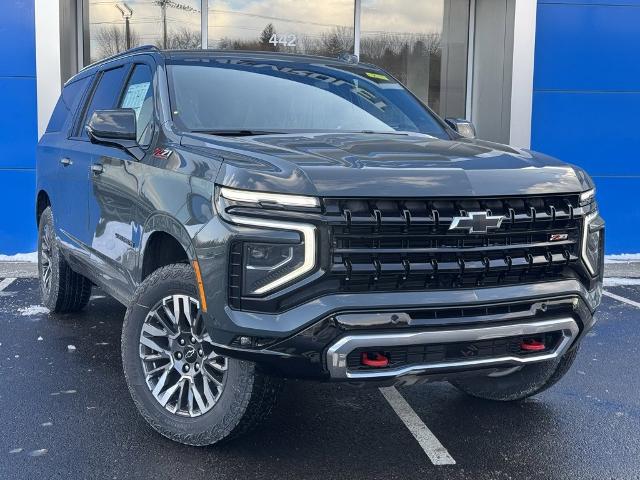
[89, 60, 156, 296]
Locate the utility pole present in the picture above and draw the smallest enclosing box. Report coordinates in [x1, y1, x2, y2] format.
[115, 3, 134, 50]
[153, 1, 200, 49]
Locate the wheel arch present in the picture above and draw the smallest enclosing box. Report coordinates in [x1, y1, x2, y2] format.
[138, 213, 197, 281]
[36, 190, 51, 227]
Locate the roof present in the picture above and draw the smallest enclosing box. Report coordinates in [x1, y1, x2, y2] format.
[80, 45, 367, 73]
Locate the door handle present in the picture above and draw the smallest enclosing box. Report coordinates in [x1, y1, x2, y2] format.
[60, 158, 72, 167]
[91, 163, 104, 175]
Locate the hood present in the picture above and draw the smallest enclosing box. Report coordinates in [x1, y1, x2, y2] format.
[181, 132, 593, 197]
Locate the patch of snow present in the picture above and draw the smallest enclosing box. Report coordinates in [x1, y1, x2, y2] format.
[0, 252, 37, 262]
[604, 277, 640, 287]
[605, 253, 640, 263]
[28, 449, 48, 457]
[67, 345, 76, 352]
[18, 305, 50, 316]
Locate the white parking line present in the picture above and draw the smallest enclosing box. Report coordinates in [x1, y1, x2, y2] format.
[380, 386, 456, 465]
[603, 291, 640, 309]
[0, 278, 16, 291]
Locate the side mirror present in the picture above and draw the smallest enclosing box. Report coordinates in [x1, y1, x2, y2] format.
[87, 109, 143, 160]
[445, 118, 476, 139]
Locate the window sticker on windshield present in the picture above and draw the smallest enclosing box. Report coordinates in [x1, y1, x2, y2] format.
[121, 82, 150, 117]
[365, 72, 389, 82]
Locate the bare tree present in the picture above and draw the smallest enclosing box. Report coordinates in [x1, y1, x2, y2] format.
[94, 25, 140, 60]
[157, 27, 201, 49]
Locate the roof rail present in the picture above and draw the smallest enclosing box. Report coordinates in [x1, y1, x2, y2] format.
[80, 45, 160, 72]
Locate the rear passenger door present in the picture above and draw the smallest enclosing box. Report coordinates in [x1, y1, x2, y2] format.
[57, 63, 129, 267]
[37, 75, 91, 239]
[88, 60, 157, 298]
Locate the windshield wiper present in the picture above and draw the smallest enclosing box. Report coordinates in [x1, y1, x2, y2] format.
[191, 129, 286, 137]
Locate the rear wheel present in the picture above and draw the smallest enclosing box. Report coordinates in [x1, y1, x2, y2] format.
[121, 263, 281, 446]
[38, 207, 92, 313]
[452, 345, 580, 401]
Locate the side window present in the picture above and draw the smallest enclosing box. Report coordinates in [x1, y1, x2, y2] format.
[46, 76, 91, 133]
[78, 66, 128, 138]
[119, 64, 154, 148]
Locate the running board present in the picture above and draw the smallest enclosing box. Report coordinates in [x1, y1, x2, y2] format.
[326, 318, 579, 380]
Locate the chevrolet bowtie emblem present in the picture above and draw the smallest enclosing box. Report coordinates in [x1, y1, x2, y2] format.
[449, 211, 505, 234]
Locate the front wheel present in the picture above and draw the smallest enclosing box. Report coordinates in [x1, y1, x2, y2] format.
[121, 264, 281, 446]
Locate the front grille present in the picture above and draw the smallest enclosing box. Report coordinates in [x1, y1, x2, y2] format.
[346, 331, 563, 371]
[325, 194, 585, 292]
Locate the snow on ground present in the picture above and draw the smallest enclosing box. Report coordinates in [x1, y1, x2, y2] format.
[605, 253, 640, 263]
[18, 305, 50, 316]
[0, 252, 37, 262]
[604, 277, 640, 287]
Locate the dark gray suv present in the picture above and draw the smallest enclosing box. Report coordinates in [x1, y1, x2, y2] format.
[36, 46, 604, 445]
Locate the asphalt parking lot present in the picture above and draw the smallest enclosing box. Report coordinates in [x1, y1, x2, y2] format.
[1, 277, 639, 480]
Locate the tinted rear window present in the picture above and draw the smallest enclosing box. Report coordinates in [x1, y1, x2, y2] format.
[46, 76, 91, 133]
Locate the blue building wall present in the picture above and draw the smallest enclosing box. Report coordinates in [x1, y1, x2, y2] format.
[0, 0, 38, 254]
[532, 0, 640, 253]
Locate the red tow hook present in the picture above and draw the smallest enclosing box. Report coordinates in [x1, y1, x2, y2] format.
[521, 338, 546, 352]
[361, 352, 389, 368]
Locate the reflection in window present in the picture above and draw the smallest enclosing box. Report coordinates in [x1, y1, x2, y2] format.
[87, 0, 201, 63]
[360, 0, 469, 117]
[207, 1, 354, 56]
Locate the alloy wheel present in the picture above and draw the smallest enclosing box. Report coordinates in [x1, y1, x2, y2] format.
[40, 223, 53, 295]
[139, 294, 227, 417]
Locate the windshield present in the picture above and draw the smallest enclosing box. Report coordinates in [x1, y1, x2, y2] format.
[166, 57, 448, 137]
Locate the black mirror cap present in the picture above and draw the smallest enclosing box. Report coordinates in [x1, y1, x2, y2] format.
[445, 117, 476, 139]
[87, 109, 137, 142]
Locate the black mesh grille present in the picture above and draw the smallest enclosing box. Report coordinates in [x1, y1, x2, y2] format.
[324, 194, 584, 292]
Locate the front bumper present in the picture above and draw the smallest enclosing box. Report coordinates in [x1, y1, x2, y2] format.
[192, 212, 602, 382]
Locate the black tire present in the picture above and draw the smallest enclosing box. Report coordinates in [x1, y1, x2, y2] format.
[452, 345, 580, 402]
[38, 207, 92, 313]
[121, 263, 281, 446]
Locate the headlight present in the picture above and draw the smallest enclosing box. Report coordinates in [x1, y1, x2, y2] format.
[219, 195, 317, 295]
[579, 188, 595, 206]
[218, 186, 320, 211]
[243, 243, 306, 295]
[582, 211, 603, 276]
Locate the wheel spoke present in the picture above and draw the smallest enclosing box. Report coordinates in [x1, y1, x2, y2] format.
[142, 322, 170, 338]
[202, 375, 216, 404]
[190, 381, 207, 413]
[145, 362, 171, 377]
[157, 378, 182, 407]
[140, 336, 169, 356]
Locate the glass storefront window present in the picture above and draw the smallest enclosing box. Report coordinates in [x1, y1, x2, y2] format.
[81, 1, 470, 118]
[86, 0, 201, 63]
[207, 1, 354, 56]
[360, 0, 470, 117]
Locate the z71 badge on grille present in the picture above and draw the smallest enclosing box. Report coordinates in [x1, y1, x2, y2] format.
[449, 211, 505, 234]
